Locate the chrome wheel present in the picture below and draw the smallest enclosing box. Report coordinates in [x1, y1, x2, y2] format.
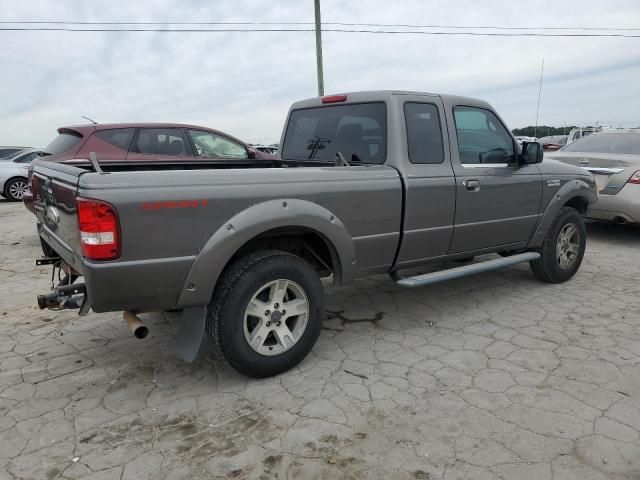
[8, 179, 27, 200]
[243, 279, 309, 356]
[556, 223, 580, 270]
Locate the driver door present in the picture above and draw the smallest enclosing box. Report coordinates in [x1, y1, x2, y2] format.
[448, 105, 543, 253]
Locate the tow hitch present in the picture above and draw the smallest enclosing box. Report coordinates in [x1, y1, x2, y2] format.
[36, 257, 89, 314]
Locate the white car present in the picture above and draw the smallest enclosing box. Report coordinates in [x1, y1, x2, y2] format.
[514, 136, 537, 146]
[0, 149, 43, 201]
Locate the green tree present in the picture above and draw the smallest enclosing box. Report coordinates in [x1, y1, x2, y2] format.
[512, 126, 576, 138]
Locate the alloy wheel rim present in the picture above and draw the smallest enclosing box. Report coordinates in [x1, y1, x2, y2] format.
[243, 279, 309, 356]
[556, 223, 580, 270]
[9, 181, 27, 200]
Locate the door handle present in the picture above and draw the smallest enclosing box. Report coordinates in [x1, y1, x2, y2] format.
[464, 179, 480, 192]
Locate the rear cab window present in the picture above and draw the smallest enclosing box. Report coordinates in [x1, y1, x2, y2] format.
[281, 102, 387, 164]
[404, 102, 444, 164]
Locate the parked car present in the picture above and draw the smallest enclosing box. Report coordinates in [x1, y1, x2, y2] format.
[23, 123, 274, 212]
[546, 129, 640, 224]
[514, 136, 537, 146]
[252, 144, 279, 155]
[0, 149, 44, 201]
[567, 127, 602, 145]
[0, 146, 29, 159]
[539, 135, 568, 151]
[32, 91, 597, 378]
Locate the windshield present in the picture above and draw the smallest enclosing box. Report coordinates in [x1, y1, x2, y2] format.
[281, 102, 387, 164]
[562, 133, 640, 155]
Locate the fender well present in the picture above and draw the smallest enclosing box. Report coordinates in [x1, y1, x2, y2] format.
[176, 199, 355, 308]
[527, 178, 597, 248]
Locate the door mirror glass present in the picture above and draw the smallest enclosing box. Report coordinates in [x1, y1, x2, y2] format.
[521, 141, 543, 164]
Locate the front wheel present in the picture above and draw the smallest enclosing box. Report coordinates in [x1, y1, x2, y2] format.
[206, 250, 325, 378]
[530, 206, 586, 283]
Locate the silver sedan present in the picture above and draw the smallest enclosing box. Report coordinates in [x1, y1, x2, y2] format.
[545, 129, 640, 225]
[0, 149, 44, 202]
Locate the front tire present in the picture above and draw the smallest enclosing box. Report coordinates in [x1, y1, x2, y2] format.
[4, 177, 28, 202]
[530, 207, 586, 283]
[206, 250, 325, 378]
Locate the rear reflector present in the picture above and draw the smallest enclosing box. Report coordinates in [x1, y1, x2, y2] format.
[322, 94, 347, 104]
[628, 171, 640, 185]
[76, 197, 120, 260]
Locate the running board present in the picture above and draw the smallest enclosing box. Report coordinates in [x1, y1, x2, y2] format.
[393, 252, 540, 288]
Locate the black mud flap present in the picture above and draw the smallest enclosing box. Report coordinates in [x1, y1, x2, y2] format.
[164, 306, 207, 363]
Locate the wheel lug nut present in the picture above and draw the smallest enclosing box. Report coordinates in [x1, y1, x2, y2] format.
[274, 303, 279, 309]
[266, 321, 271, 327]
[265, 310, 270, 315]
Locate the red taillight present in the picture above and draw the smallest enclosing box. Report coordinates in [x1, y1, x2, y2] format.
[322, 94, 347, 104]
[628, 171, 640, 185]
[76, 198, 120, 260]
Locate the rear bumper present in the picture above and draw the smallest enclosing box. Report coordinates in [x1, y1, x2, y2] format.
[38, 224, 196, 313]
[588, 183, 640, 224]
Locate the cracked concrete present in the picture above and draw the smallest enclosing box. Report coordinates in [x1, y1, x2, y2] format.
[1, 200, 639, 479]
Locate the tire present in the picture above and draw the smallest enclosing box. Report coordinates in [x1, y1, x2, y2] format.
[4, 177, 28, 202]
[529, 207, 586, 283]
[206, 250, 325, 378]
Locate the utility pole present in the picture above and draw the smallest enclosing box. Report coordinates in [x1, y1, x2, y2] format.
[314, 0, 325, 96]
[534, 59, 544, 139]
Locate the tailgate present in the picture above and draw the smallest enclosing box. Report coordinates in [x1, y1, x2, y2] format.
[32, 161, 86, 272]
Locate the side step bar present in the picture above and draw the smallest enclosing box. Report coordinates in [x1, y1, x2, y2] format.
[393, 252, 540, 288]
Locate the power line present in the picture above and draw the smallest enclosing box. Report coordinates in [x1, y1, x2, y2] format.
[0, 26, 638, 37]
[0, 20, 638, 31]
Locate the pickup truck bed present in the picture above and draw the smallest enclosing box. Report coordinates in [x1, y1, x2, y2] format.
[33, 90, 597, 377]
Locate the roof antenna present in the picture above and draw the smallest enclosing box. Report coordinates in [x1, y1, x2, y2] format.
[82, 115, 98, 125]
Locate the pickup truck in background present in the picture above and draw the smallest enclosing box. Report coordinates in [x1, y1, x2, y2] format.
[32, 91, 597, 377]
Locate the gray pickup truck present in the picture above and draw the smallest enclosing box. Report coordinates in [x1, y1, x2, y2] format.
[33, 91, 597, 377]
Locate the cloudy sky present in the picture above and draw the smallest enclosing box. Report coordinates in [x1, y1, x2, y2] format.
[1, 0, 639, 146]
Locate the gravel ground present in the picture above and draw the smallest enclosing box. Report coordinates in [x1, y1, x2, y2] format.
[1, 199, 639, 480]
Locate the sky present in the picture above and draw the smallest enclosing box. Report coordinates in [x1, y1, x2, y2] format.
[1, 0, 639, 147]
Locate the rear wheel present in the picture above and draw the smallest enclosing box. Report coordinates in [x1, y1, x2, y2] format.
[530, 207, 586, 283]
[206, 250, 325, 378]
[4, 177, 28, 202]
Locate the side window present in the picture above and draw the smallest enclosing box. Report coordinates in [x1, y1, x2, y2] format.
[188, 130, 248, 159]
[453, 106, 515, 165]
[134, 128, 190, 156]
[404, 102, 444, 164]
[95, 128, 134, 151]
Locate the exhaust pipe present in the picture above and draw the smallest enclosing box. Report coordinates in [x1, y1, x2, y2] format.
[123, 311, 149, 339]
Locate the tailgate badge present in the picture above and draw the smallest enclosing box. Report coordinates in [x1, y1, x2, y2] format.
[45, 205, 60, 227]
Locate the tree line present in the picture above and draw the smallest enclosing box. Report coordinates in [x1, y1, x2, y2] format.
[511, 126, 577, 138]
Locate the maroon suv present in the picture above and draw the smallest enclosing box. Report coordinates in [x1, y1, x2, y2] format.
[24, 123, 272, 212]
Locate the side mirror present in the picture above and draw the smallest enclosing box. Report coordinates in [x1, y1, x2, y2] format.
[521, 141, 543, 165]
[247, 147, 257, 159]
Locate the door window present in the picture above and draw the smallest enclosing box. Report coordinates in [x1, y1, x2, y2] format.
[134, 128, 190, 156]
[453, 107, 515, 165]
[188, 130, 248, 159]
[404, 103, 444, 164]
